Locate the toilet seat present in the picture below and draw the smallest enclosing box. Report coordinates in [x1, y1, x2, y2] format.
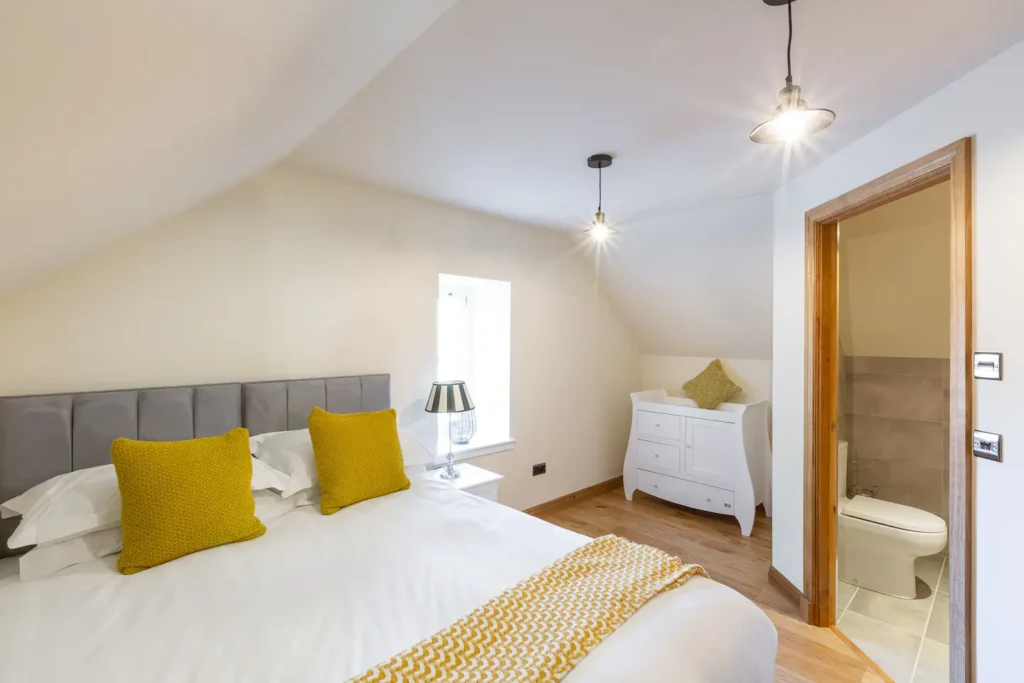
[841, 495, 946, 534]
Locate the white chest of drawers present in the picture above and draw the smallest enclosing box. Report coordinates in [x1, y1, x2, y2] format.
[623, 389, 771, 536]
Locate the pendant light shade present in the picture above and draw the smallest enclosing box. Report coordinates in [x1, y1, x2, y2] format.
[751, 0, 834, 145]
[586, 154, 614, 241]
[750, 82, 835, 144]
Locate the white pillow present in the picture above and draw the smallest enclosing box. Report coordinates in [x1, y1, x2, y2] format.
[290, 486, 320, 508]
[15, 490, 294, 581]
[5, 465, 121, 549]
[4, 456, 291, 549]
[19, 526, 123, 581]
[251, 457, 291, 493]
[250, 429, 316, 498]
[1, 464, 113, 521]
[250, 426, 435, 498]
[253, 489, 298, 525]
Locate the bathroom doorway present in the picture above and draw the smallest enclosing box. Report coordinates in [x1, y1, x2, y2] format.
[835, 181, 951, 683]
[802, 140, 973, 683]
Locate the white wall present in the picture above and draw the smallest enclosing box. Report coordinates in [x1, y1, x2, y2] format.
[600, 193, 775, 360]
[641, 355, 772, 404]
[772, 41, 1024, 680]
[0, 164, 641, 511]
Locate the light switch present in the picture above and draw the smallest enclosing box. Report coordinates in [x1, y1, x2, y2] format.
[973, 430, 1002, 462]
[974, 352, 1003, 380]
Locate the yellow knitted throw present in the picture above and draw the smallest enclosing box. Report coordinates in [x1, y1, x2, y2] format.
[350, 535, 708, 682]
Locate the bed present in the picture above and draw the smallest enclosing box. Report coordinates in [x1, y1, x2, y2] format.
[0, 375, 777, 682]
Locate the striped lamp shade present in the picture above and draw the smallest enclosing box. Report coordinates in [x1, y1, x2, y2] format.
[424, 381, 475, 414]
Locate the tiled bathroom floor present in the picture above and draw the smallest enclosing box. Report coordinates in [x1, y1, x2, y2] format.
[836, 554, 949, 683]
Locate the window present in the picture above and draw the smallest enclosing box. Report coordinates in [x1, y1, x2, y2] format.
[437, 274, 512, 457]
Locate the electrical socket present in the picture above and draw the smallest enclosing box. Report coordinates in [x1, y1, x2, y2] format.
[532, 463, 547, 476]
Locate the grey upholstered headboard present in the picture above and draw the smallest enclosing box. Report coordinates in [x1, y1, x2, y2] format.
[0, 374, 389, 556]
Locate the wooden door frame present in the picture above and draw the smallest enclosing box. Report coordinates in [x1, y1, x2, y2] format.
[803, 138, 973, 683]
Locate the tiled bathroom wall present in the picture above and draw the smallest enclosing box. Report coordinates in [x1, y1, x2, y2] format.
[842, 356, 950, 522]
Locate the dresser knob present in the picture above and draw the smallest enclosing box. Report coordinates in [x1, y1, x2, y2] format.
[655, 454, 660, 458]
[706, 497, 711, 502]
[654, 484, 659, 489]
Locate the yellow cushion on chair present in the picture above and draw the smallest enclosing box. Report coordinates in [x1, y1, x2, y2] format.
[307, 407, 410, 515]
[682, 359, 742, 410]
[111, 428, 266, 575]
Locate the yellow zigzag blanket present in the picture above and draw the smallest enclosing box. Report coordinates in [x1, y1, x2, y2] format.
[350, 535, 709, 682]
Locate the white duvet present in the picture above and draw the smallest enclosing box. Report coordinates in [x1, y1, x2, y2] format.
[0, 473, 776, 682]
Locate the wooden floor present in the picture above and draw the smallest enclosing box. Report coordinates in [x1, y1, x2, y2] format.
[533, 486, 885, 683]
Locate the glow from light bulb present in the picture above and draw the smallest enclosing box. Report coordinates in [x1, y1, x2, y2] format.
[750, 101, 835, 145]
[587, 219, 611, 242]
[772, 108, 816, 142]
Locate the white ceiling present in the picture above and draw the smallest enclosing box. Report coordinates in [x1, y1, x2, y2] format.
[0, 0, 457, 293]
[292, 0, 1024, 231]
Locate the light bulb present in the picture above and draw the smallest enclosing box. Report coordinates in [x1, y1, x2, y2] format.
[587, 210, 613, 241]
[588, 221, 611, 242]
[773, 109, 814, 141]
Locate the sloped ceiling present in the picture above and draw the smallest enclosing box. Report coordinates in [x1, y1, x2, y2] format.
[0, 0, 459, 293]
[291, 0, 1024, 231]
[598, 194, 775, 360]
[287, 0, 1023, 359]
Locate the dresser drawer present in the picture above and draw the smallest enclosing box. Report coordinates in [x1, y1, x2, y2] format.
[637, 411, 681, 441]
[637, 470, 734, 516]
[637, 440, 681, 473]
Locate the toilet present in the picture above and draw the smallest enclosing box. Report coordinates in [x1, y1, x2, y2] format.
[838, 440, 947, 599]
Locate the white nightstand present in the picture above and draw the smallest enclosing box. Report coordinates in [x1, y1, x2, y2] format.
[429, 463, 503, 502]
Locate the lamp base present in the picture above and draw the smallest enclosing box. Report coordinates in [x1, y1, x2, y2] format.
[439, 452, 461, 480]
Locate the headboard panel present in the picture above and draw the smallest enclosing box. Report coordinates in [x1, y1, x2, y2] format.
[0, 374, 389, 556]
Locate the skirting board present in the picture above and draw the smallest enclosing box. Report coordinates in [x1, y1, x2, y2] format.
[523, 477, 623, 517]
[768, 565, 812, 623]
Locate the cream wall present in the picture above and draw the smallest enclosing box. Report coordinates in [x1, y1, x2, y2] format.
[0, 164, 641, 511]
[641, 355, 772, 404]
[600, 193, 775, 361]
[838, 181, 951, 358]
[772, 40, 1024, 680]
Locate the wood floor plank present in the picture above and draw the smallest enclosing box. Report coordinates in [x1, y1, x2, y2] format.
[533, 488, 872, 682]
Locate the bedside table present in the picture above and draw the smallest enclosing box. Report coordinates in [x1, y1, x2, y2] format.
[429, 463, 503, 502]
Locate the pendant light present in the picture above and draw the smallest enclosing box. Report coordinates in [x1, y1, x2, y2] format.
[586, 153, 613, 241]
[750, 0, 835, 145]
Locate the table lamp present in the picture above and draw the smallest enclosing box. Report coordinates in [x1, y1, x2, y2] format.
[424, 380, 474, 480]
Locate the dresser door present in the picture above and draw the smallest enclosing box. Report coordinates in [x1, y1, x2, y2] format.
[683, 418, 735, 490]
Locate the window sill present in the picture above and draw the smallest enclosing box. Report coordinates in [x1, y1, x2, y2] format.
[454, 438, 516, 460]
[431, 438, 516, 466]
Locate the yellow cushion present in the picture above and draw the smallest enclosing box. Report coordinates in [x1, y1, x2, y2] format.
[682, 360, 742, 410]
[308, 407, 410, 514]
[111, 428, 266, 575]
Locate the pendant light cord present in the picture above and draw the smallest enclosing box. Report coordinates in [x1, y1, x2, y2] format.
[598, 166, 603, 212]
[786, 0, 793, 85]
